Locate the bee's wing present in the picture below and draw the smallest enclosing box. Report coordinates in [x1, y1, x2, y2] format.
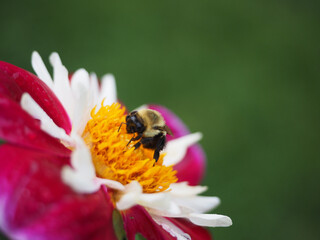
[163, 125, 173, 136]
[153, 125, 173, 136]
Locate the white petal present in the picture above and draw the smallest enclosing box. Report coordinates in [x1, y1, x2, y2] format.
[174, 196, 220, 213]
[90, 73, 100, 107]
[146, 183, 219, 218]
[116, 181, 180, 215]
[133, 104, 148, 111]
[163, 132, 203, 166]
[61, 136, 108, 193]
[71, 69, 91, 95]
[95, 178, 125, 191]
[69, 136, 94, 176]
[49, 52, 74, 118]
[116, 181, 142, 210]
[99, 74, 117, 106]
[70, 69, 92, 134]
[170, 182, 207, 197]
[145, 202, 182, 218]
[61, 167, 100, 193]
[139, 193, 176, 213]
[189, 213, 232, 227]
[49, 51, 62, 66]
[62, 147, 124, 193]
[31, 51, 54, 89]
[20, 93, 72, 144]
[151, 215, 191, 240]
[146, 192, 219, 218]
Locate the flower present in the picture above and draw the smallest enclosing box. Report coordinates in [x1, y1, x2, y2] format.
[0, 52, 232, 240]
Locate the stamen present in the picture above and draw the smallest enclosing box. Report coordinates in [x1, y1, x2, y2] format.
[82, 103, 177, 193]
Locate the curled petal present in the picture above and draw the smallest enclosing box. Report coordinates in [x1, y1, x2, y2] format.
[189, 213, 232, 228]
[0, 144, 117, 240]
[0, 61, 72, 133]
[146, 182, 222, 222]
[61, 136, 124, 193]
[149, 105, 206, 185]
[116, 181, 181, 216]
[163, 132, 203, 166]
[0, 94, 70, 157]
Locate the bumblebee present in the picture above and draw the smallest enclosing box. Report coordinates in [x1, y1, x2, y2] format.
[119, 109, 173, 162]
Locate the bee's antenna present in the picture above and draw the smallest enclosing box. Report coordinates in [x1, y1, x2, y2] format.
[118, 122, 126, 132]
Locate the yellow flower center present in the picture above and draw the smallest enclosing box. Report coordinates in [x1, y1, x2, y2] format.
[82, 103, 177, 193]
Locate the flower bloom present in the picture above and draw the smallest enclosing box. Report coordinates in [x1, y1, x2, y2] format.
[0, 52, 232, 240]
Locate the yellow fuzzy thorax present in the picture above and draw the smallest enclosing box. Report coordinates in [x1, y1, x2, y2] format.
[82, 103, 177, 193]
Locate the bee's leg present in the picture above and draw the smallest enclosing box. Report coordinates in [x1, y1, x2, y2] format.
[127, 133, 143, 146]
[133, 141, 142, 150]
[127, 135, 134, 146]
[153, 150, 160, 163]
[153, 135, 166, 162]
[132, 133, 143, 141]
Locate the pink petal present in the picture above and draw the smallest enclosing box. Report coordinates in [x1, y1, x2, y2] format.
[0, 61, 71, 134]
[168, 218, 212, 240]
[0, 94, 70, 157]
[174, 145, 206, 186]
[149, 105, 206, 185]
[0, 144, 117, 240]
[121, 206, 175, 240]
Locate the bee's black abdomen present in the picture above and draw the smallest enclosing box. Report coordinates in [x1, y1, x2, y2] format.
[140, 133, 164, 149]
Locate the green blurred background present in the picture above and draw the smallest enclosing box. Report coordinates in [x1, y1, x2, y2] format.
[1, 0, 319, 239]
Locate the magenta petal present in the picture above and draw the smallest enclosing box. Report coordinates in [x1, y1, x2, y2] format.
[168, 218, 212, 240]
[0, 61, 72, 134]
[0, 144, 117, 240]
[175, 144, 206, 186]
[122, 206, 175, 240]
[0, 94, 70, 157]
[148, 105, 189, 141]
[149, 105, 206, 185]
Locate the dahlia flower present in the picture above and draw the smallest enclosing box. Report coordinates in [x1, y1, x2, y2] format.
[0, 52, 232, 240]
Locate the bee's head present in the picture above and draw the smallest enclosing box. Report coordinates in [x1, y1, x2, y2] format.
[126, 111, 145, 134]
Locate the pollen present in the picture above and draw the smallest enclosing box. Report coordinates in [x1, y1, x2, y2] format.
[82, 102, 177, 193]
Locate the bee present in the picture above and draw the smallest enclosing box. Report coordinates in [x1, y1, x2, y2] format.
[119, 109, 173, 162]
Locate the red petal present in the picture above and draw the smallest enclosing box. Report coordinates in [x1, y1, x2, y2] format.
[0, 94, 70, 157]
[169, 218, 212, 240]
[0, 144, 117, 240]
[121, 206, 175, 240]
[122, 206, 212, 240]
[0, 61, 72, 134]
[149, 105, 206, 185]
